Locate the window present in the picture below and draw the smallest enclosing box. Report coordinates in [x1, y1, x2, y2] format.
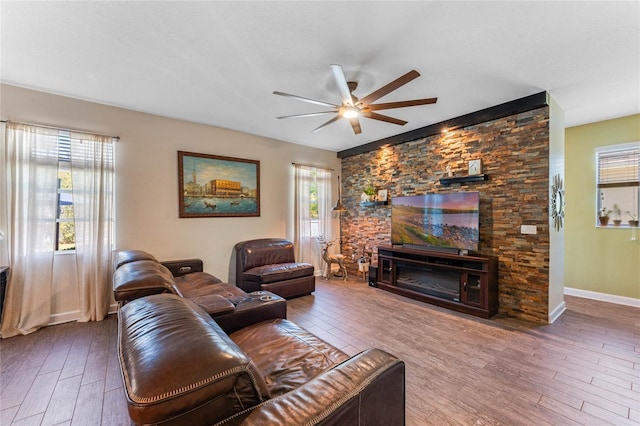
[293, 164, 332, 268]
[309, 169, 319, 235]
[56, 133, 74, 250]
[56, 168, 75, 250]
[43, 130, 115, 251]
[596, 142, 640, 227]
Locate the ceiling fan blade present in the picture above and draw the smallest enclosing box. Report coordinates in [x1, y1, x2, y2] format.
[366, 98, 438, 111]
[277, 110, 338, 119]
[357, 70, 421, 107]
[362, 111, 407, 126]
[348, 116, 362, 134]
[330, 64, 354, 106]
[273, 91, 339, 108]
[312, 115, 341, 133]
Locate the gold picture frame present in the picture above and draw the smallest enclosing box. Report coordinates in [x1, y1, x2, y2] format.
[178, 151, 260, 218]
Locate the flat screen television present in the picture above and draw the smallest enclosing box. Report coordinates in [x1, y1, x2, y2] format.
[391, 192, 480, 252]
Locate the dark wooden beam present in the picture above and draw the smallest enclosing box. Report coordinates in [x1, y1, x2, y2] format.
[337, 91, 548, 159]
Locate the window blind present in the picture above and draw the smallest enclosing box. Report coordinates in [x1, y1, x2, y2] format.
[597, 146, 640, 188]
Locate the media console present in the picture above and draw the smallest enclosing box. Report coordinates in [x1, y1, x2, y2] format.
[377, 246, 498, 318]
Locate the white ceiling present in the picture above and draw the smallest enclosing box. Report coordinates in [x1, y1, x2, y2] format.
[2, 1, 639, 152]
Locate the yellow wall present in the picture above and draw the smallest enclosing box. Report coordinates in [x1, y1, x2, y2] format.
[565, 114, 640, 299]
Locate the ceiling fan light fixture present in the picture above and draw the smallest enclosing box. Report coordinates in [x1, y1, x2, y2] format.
[342, 106, 360, 119]
[274, 65, 437, 135]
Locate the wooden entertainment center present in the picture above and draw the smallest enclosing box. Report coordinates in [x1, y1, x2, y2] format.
[376, 246, 498, 318]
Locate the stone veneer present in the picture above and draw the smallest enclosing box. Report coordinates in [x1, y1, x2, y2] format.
[340, 107, 550, 322]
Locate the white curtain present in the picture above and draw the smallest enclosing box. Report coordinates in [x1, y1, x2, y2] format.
[293, 165, 332, 272]
[0, 123, 115, 338]
[1, 123, 59, 338]
[70, 132, 115, 322]
[294, 165, 313, 262]
[316, 168, 332, 242]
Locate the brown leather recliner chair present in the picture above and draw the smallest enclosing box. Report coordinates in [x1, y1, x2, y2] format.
[234, 238, 315, 299]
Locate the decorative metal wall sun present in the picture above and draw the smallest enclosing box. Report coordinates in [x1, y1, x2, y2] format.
[551, 174, 565, 231]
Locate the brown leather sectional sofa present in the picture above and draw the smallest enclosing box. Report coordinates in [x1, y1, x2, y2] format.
[118, 293, 405, 425]
[112, 249, 406, 425]
[112, 249, 286, 333]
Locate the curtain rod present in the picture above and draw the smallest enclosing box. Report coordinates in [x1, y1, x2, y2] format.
[291, 162, 334, 172]
[1, 120, 120, 140]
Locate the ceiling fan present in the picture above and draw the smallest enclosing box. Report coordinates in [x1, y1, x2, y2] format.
[273, 64, 437, 135]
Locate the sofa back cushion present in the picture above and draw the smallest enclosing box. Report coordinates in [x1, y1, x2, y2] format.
[112, 260, 177, 302]
[113, 249, 158, 270]
[118, 294, 270, 425]
[234, 238, 296, 273]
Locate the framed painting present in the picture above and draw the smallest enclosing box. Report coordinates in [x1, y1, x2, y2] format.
[178, 151, 260, 218]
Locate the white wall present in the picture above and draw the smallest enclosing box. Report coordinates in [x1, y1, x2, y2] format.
[1, 84, 341, 319]
[547, 94, 566, 322]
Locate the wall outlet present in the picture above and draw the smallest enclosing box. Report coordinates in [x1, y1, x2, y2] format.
[521, 225, 537, 235]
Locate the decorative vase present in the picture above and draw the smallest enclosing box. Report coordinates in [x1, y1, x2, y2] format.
[598, 216, 609, 226]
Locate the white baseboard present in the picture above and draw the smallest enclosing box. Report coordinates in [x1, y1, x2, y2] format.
[49, 310, 80, 326]
[564, 287, 640, 308]
[548, 301, 566, 323]
[49, 303, 119, 326]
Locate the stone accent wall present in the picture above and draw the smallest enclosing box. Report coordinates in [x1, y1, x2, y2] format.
[340, 107, 550, 322]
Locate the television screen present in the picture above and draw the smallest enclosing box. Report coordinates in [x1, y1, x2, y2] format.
[391, 192, 480, 251]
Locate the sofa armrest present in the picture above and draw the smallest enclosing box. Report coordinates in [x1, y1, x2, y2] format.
[215, 293, 287, 334]
[225, 348, 405, 425]
[161, 258, 204, 277]
[189, 293, 236, 316]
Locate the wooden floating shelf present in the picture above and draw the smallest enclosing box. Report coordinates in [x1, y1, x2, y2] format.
[359, 201, 389, 207]
[439, 174, 488, 186]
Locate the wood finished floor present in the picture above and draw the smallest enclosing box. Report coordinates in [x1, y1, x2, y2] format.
[1, 277, 638, 425]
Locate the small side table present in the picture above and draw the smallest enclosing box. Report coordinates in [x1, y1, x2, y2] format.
[0, 267, 8, 321]
[357, 263, 370, 281]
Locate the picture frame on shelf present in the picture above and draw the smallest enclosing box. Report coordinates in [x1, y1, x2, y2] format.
[178, 151, 260, 218]
[377, 189, 388, 202]
[468, 159, 483, 176]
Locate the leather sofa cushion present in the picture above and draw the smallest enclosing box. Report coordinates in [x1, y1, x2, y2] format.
[113, 250, 157, 270]
[230, 319, 349, 397]
[261, 275, 315, 299]
[235, 238, 296, 271]
[113, 260, 176, 302]
[189, 293, 236, 316]
[236, 348, 405, 426]
[242, 263, 314, 284]
[173, 272, 226, 297]
[118, 294, 270, 425]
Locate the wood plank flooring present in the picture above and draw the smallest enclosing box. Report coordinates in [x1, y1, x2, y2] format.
[1, 277, 638, 425]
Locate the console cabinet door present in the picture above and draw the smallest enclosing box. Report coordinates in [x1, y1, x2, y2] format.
[378, 256, 394, 285]
[461, 272, 485, 308]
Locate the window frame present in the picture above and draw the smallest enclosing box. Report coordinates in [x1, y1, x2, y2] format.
[595, 141, 640, 228]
